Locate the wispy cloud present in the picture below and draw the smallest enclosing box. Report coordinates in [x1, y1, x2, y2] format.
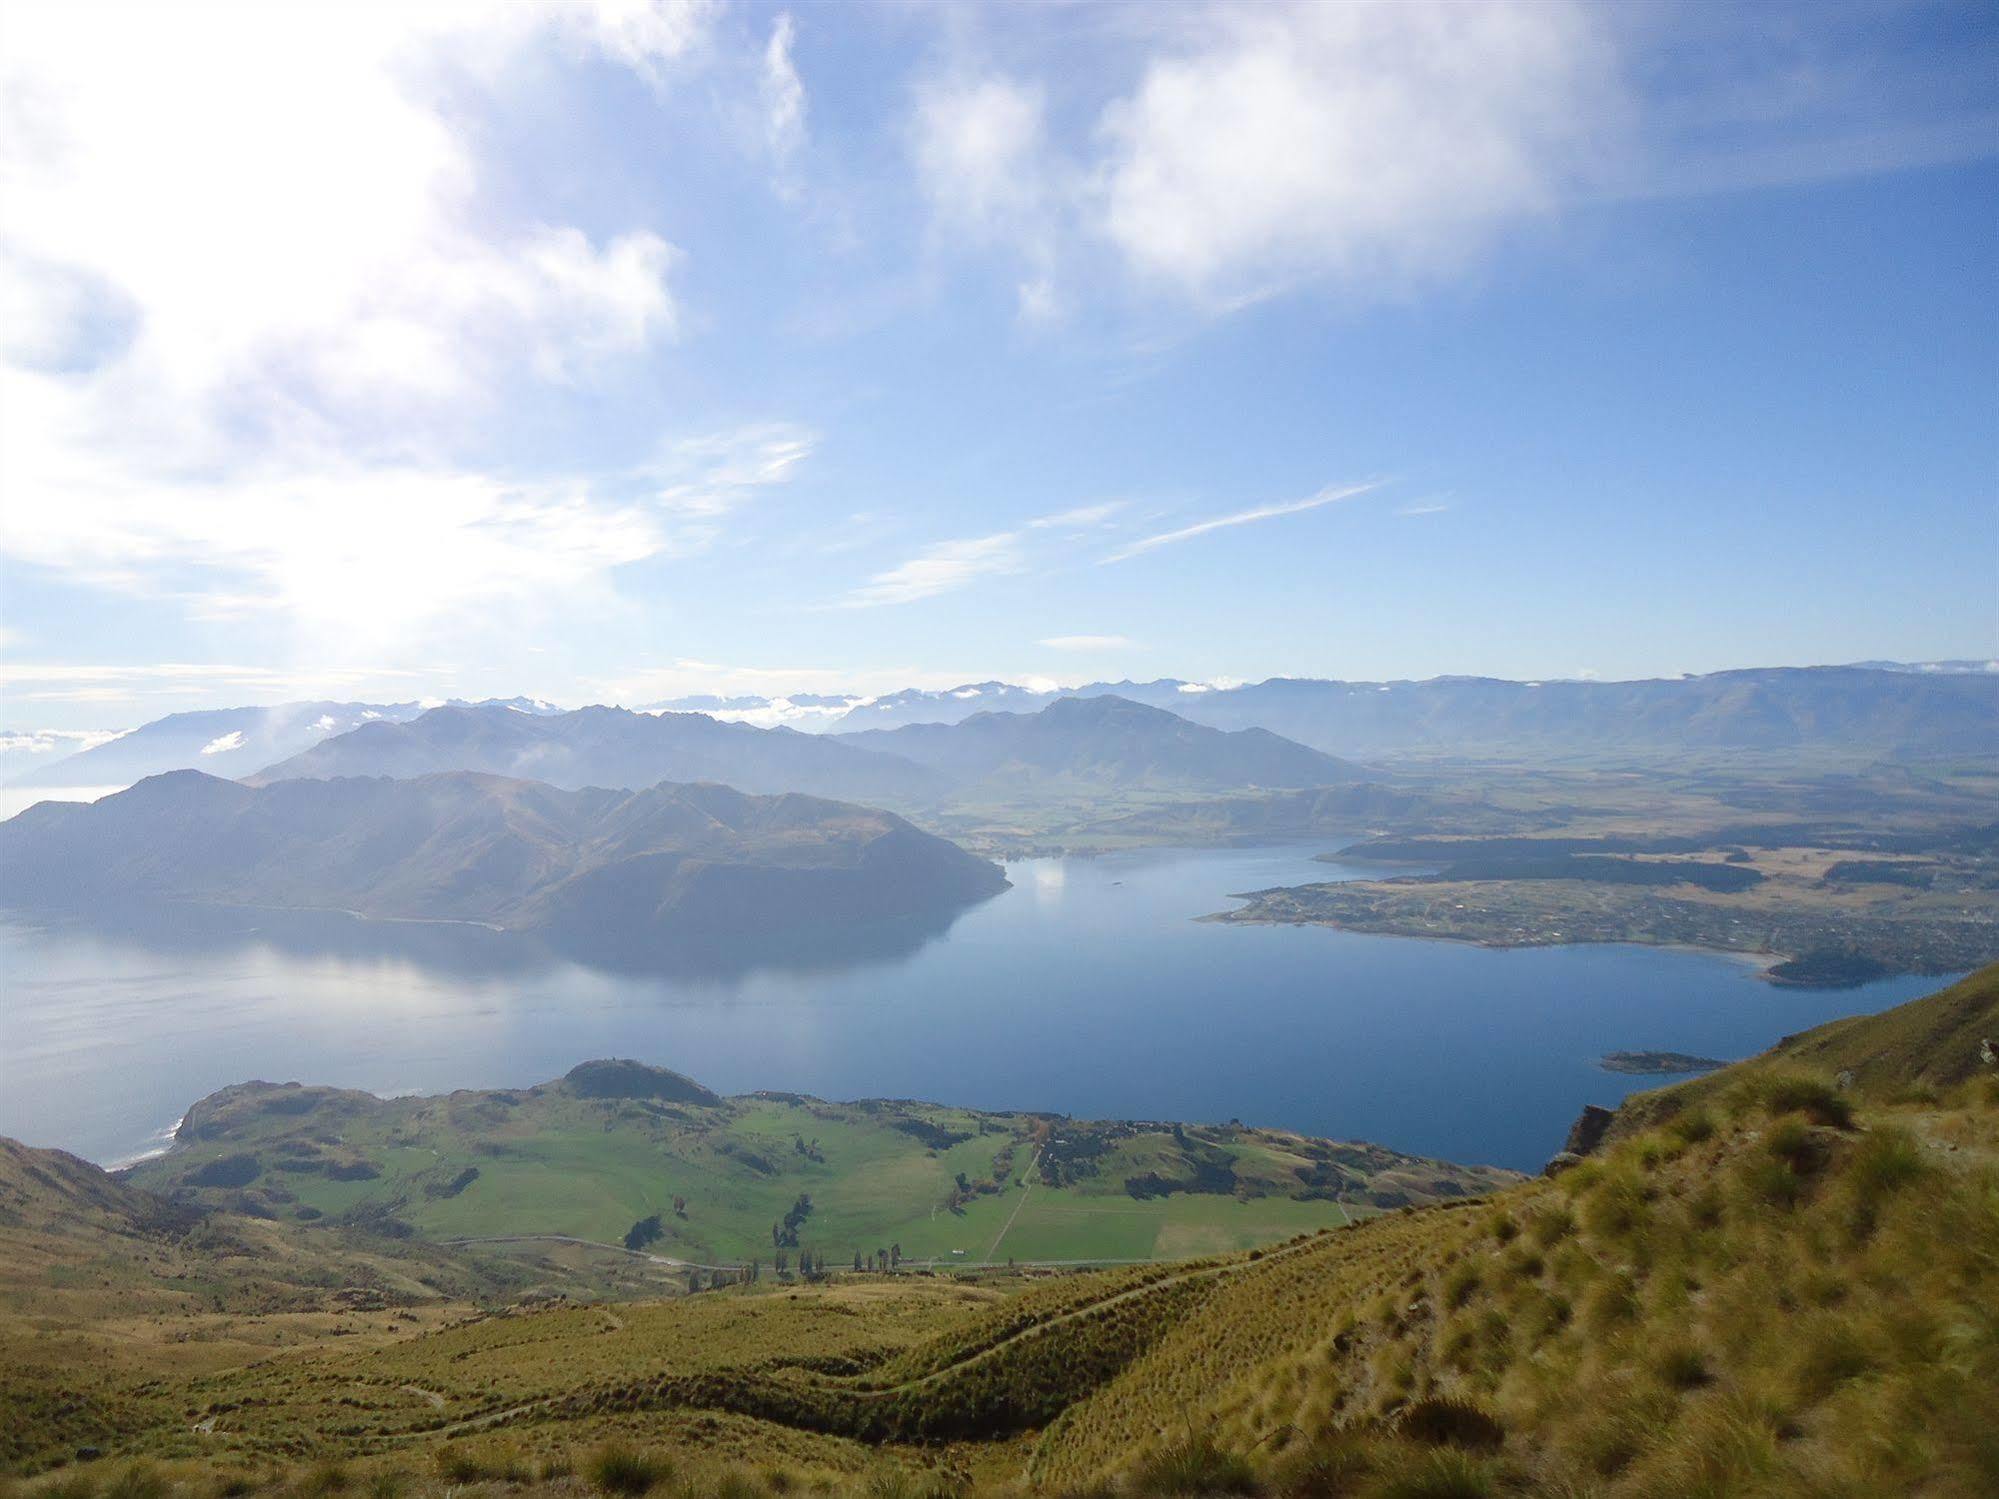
[833, 503, 1126, 609]
[761, 13, 806, 165]
[834, 532, 1024, 608]
[1027, 502, 1124, 529]
[1039, 634, 1132, 651]
[1397, 498, 1451, 517]
[1104, 481, 1380, 563]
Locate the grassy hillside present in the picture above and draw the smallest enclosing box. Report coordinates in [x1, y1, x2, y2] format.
[126, 1064, 1516, 1268]
[5, 968, 1994, 1495]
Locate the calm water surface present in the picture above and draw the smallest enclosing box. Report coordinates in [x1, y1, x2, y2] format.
[0, 845, 1953, 1172]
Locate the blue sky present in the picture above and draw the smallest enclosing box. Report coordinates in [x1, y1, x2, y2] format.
[1, 0, 1994, 731]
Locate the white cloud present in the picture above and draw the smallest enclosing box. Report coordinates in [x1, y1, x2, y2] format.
[832, 501, 1127, 609]
[909, 1, 1611, 310]
[1027, 502, 1125, 530]
[199, 731, 247, 756]
[0, 1, 734, 662]
[1096, 2, 1607, 301]
[1397, 501, 1451, 517]
[1039, 635, 1132, 651]
[1105, 481, 1379, 563]
[761, 13, 806, 163]
[0, 727, 126, 756]
[910, 72, 1063, 315]
[913, 74, 1049, 241]
[836, 532, 1024, 609]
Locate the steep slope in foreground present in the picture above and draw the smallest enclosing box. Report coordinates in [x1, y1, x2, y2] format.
[0, 771, 1007, 946]
[836, 694, 1368, 792]
[251, 702, 943, 804]
[0, 1137, 534, 1470]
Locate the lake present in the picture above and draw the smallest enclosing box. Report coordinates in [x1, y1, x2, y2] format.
[0, 844, 1953, 1173]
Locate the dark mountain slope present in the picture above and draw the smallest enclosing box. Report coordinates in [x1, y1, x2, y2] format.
[837, 694, 1366, 791]
[0, 771, 1006, 944]
[251, 703, 943, 804]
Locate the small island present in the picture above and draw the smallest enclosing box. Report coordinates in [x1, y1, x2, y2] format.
[1597, 1050, 1727, 1075]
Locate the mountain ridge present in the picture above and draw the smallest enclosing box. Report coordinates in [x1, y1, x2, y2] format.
[835, 693, 1366, 791]
[0, 770, 1007, 947]
[249, 703, 946, 804]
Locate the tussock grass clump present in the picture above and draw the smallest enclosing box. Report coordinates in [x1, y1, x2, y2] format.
[1124, 1437, 1258, 1495]
[1365, 1448, 1499, 1499]
[585, 1444, 672, 1496]
[97, 1469, 167, 1499]
[291, 1464, 349, 1496]
[1665, 1106, 1716, 1145]
[1393, 1397, 1504, 1451]
[1847, 1125, 1925, 1196]
[1753, 1072, 1855, 1130]
[1651, 1340, 1711, 1391]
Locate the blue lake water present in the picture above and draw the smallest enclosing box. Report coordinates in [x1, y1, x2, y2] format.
[0, 845, 1955, 1173]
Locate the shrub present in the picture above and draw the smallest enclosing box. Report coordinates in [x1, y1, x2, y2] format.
[585, 1445, 671, 1497]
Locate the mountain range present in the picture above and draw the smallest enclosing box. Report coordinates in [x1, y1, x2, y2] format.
[824, 665, 1998, 758]
[13, 697, 564, 788]
[0, 771, 1008, 946]
[834, 693, 1364, 791]
[12, 664, 1993, 793]
[249, 703, 944, 804]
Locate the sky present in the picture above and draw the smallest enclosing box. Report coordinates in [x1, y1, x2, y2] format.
[1, 0, 1995, 732]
